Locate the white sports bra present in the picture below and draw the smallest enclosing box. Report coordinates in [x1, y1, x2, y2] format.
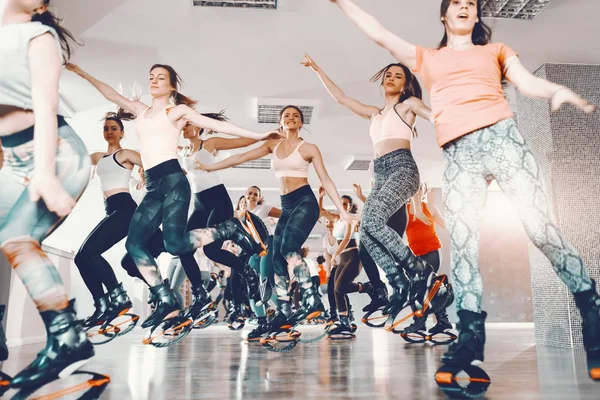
[96, 150, 132, 193]
[369, 106, 414, 146]
[179, 144, 222, 193]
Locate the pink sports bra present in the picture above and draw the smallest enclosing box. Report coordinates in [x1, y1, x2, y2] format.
[271, 140, 309, 178]
[369, 106, 414, 146]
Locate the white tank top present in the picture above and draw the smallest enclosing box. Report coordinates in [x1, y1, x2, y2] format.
[136, 106, 180, 170]
[179, 145, 222, 193]
[96, 150, 132, 193]
[323, 234, 339, 257]
[333, 219, 359, 241]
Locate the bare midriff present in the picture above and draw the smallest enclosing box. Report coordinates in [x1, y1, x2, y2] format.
[279, 177, 310, 195]
[0, 106, 34, 136]
[374, 138, 411, 158]
[103, 188, 131, 199]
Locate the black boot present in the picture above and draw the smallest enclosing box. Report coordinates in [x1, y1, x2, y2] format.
[142, 280, 181, 329]
[328, 315, 354, 337]
[185, 285, 212, 321]
[382, 273, 410, 316]
[574, 280, 600, 354]
[103, 283, 133, 323]
[362, 282, 389, 312]
[288, 287, 325, 326]
[84, 294, 110, 328]
[10, 300, 94, 388]
[265, 301, 293, 332]
[430, 310, 453, 335]
[247, 316, 271, 341]
[214, 218, 262, 256]
[402, 304, 428, 335]
[0, 305, 8, 362]
[441, 310, 486, 365]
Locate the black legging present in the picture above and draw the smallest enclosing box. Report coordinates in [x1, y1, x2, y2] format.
[359, 203, 407, 289]
[75, 193, 137, 299]
[125, 160, 192, 286]
[420, 249, 441, 273]
[121, 228, 165, 285]
[334, 242, 361, 314]
[272, 185, 320, 300]
[179, 184, 246, 288]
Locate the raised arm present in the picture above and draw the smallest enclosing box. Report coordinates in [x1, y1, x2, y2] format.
[504, 56, 596, 113]
[404, 97, 433, 123]
[301, 54, 378, 119]
[204, 137, 259, 152]
[352, 183, 367, 204]
[330, 0, 417, 70]
[171, 105, 278, 141]
[429, 204, 446, 229]
[309, 144, 357, 221]
[66, 63, 148, 116]
[318, 186, 341, 222]
[196, 141, 273, 172]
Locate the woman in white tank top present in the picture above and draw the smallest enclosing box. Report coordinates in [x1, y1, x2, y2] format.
[75, 111, 150, 330]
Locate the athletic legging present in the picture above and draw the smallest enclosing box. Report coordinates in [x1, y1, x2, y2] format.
[442, 118, 593, 312]
[74, 193, 137, 300]
[125, 160, 234, 287]
[360, 149, 421, 285]
[272, 185, 320, 301]
[327, 266, 349, 316]
[0, 120, 90, 312]
[179, 184, 245, 288]
[120, 228, 164, 284]
[166, 256, 187, 306]
[359, 204, 407, 289]
[249, 235, 275, 318]
[334, 240, 362, 314]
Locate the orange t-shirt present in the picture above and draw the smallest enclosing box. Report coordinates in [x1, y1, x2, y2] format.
[406, 202, 442, 256]
[413, 43, 517, 147]
[318, 264, 327, 285]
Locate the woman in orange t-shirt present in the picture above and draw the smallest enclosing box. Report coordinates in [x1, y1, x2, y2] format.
[330, 0, 598, 379]
[404, 183, 451, 336]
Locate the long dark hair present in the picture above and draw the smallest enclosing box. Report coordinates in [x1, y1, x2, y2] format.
[198, 110, 228, 135]
[32, 1, 79, 63]
[438, 0, 492, 48]
[149, 64, 197, 107]
[370, 63, 422, 103]
[370, 63, 422, 136]
[104, 108, 136, 132]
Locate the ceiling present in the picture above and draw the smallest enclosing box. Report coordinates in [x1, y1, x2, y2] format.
[53, 0, 599, 202]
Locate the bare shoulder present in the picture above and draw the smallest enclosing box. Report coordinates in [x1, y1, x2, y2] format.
[90, 152, 104, 165]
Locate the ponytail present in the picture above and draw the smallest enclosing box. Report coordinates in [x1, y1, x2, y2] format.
[172, 91, 198, 108]
[32, 8, 79, 63]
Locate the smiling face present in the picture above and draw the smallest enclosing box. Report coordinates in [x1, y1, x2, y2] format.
[148, 67, 174, 99]
[245, 186, 260, 206]
[103, 119, 123, 144]
[279, 106, 304, 132]
[442, 0, 479, 37]
[382, 65, 407, 95]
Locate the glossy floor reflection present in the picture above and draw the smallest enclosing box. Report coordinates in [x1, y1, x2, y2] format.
[1, 323, 597, 399]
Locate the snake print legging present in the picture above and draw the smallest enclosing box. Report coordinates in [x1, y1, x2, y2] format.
[442, 118, 593, 312]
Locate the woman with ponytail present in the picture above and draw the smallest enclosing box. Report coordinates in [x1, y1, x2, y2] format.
[302, 54, 434, 318]
[0, 0, 93, 388]
[74, 110, 146, 330]
[66, 62, 278, 329]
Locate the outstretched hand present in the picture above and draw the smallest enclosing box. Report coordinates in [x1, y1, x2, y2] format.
[301, 54, 320, 72]
[352, 183, 363, 198]
[551, 88, 597, 114]
[259, 129, 283, 141]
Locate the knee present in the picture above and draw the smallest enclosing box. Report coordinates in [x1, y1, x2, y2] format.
[163, 239, 181, 256]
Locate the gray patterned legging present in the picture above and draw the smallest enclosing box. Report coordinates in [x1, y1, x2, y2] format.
[360, 149, 421, 281]
[442, 118, 593, 312]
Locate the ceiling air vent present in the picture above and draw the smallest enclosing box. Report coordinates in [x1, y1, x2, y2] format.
[192, 0, 277, 9]
[345, 155, 373, 171]
[232, 157, 271, 170]
[481, 0, 555, 19]
[255, 98, 319, 124]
